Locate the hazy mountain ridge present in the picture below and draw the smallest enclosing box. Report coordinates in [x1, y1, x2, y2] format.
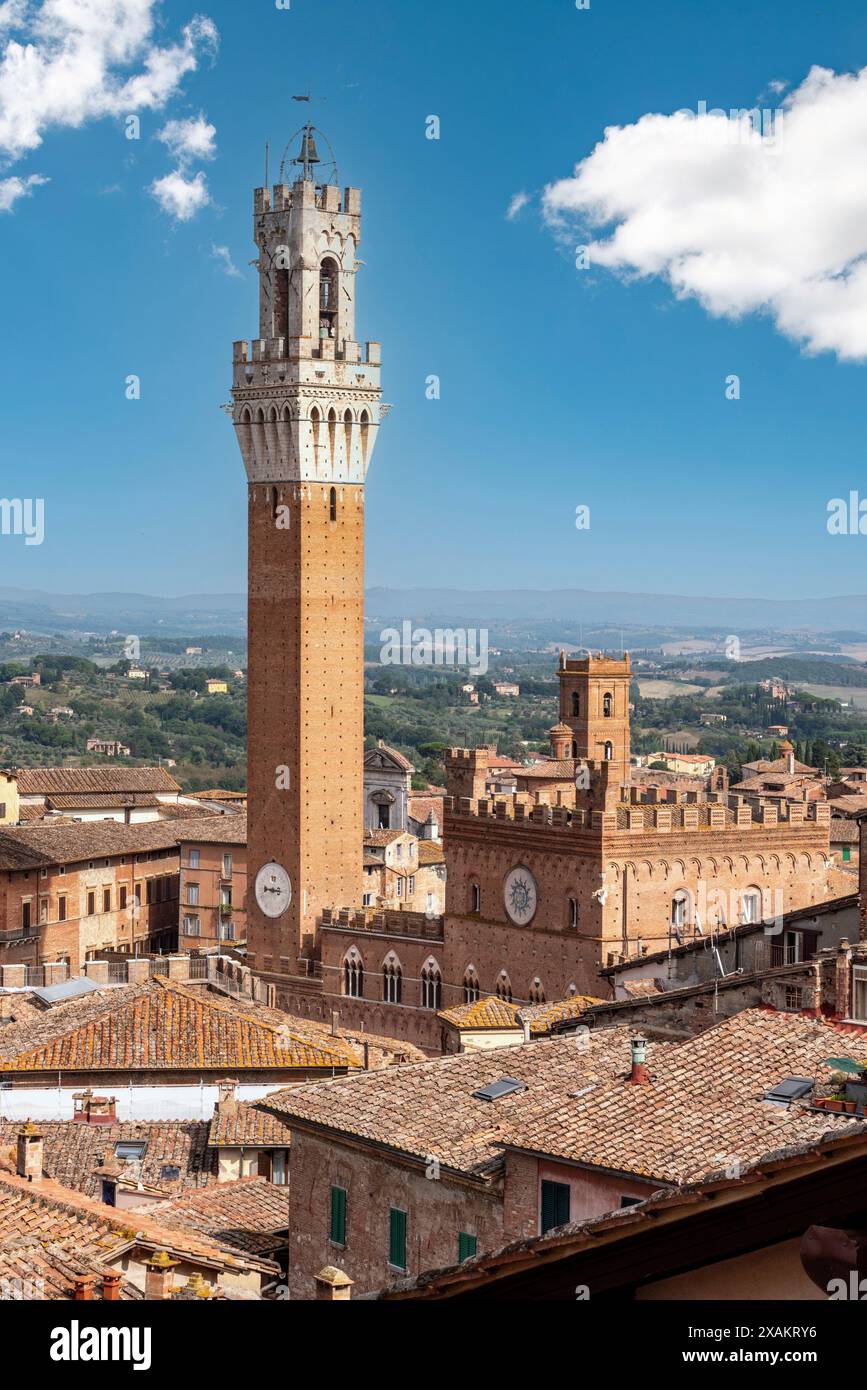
[0, 586, 864, 635]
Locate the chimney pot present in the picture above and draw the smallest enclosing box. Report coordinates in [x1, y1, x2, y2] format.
[16, 1122, 44, 1182]
[629, 1035, 650, 1085]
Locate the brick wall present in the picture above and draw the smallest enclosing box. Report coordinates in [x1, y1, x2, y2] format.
[0, 850, 180, 971]
[285, 1128, 506, 1299]
[179, 841, 247, 951]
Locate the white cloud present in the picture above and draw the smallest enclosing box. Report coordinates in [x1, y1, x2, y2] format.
[543, 65, 867, 362]
[506, 190, 530, 220]
[149, 166, 209, 221]
[158, 112, 216, 165]
[211, 242, 240, 277]
[0, 169, 45, 209]
[0, 1, 27, 34]
[0, 3, 218, 162]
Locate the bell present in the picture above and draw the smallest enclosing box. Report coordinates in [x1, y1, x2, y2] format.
[298, 129, 320, 169]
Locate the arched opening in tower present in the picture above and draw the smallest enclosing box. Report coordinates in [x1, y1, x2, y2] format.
[319, 257, 339, 340]
[274, 266, 290, 340]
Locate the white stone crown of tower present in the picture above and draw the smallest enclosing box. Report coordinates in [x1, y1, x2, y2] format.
[232, 145, 384, 486]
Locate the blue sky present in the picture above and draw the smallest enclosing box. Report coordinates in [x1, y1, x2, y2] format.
[1, 0, 867, 603]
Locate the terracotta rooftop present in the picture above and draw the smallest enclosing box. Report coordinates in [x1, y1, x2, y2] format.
[438, 995, 522, 1031]
[740, 757, 817, 777]
[0, 1235, 142, 1300]
[417, 840, 445, 866]
[175, 812, 247, 845]
[0, 976, 360, 1076]
[16, 766, 181, 796]
[132, 1177, 290, 1260]
[517, 995, 606, 1033]
[264, 1028, 639, 1180]
[208, 1101, 293, 1149]
[266, 1010, 867, 1189]
[408, 795, 444, 826]
[0, 815, 227, 868]
[515, 759, 577, 780]
[501, 1010, 867, 1185]
[0, 1119, 217, 1200]
[45, 792, 162, 810]
[0, 1168, 278, 1276]
[363, 829, 410, 846]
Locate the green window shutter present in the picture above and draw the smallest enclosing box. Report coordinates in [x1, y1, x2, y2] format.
[388, 1207, 407, 1269]
[330, 1186, 347, 1245]
[458, 1232, 477, 1262]
[540, 1180, 571, 1235]
[843, 847, 851, 863]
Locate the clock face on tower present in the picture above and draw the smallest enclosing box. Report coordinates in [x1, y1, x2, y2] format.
[503, 865, 538, 925]
[255, 863, 292, 919]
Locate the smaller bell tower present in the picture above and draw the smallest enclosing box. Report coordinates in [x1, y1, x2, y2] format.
[557, 652, 632, 786]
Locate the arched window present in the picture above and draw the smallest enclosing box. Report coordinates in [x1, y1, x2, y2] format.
[319, 256, 339, 339]
[421, 959, 442, 1010]
[463, 967, 480, 1003]
[269, 486, 279, 522]
[495, 972, 512, 1003]
[327, 407, 337, 461]
[274, 262, 289, 339]
[741, 887, 763, 924]
[310, 406, 321, 468]
[343, 949, 364, 998]
[469, 881, 481, 914]
[343, 409, 353, 465]
[568, 896, 578, 929]
[604, 741, 613, 761]
[359, 410, 370, 465]
[329, 486, 337, 522]
[382, 955, 402, 1004]
[528, 978, 546, 1005]
[572, 692, 580, 717]
[670, 889, 692, 931]
[603, 691, 613, 717]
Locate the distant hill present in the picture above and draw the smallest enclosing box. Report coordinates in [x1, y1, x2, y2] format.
[0, 585, 864, 636]
[365, 587, 867, 633]
[0, 588, 245, 636]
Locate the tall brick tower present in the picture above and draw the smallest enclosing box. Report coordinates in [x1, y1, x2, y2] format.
[557, 651, 632, 785]
[232, 127, 384, 982]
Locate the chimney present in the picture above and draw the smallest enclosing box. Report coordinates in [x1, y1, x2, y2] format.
[313, 1266, 354, 1301]
[522, 1018, 531, 1043]
[102, 1272, 122, 1302]
[73, 1089, 117, 1125]
[331, 1009, 340, 1036]
[628, 1036, 650, 1086]
[835, 939, 853, 1021]
[216, 1077, 238, 1108]
[144, 1250, 180, 1301]
[73, 1276, 96, 1302]
[16, 1122, 44, 1182]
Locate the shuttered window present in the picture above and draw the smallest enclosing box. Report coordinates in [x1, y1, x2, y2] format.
[458, 1232, 477, 1262]
[330, 1186, 347, 1245]
[540, 1180, 571, 1235]
[388, 1207, 407, 1269]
